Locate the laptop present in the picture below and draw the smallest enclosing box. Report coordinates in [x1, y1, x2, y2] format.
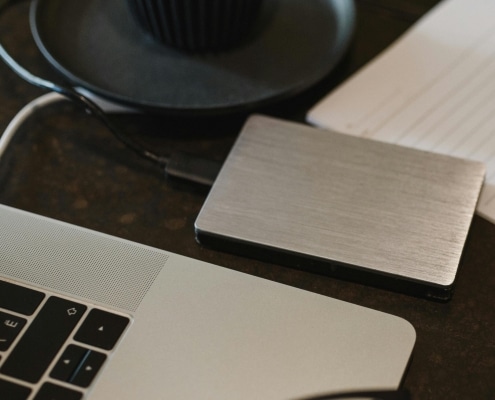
[0, 203, 415, 399]
[195, 115, 485, 301]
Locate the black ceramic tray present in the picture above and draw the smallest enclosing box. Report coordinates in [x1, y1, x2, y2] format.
[31, 0, 355, 115]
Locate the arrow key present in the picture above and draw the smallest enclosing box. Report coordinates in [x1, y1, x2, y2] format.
[51, 345, 106, 388]
[50, 345, 87, 382]
[74, 309, 129, 350]
[70, 349, 106, 388]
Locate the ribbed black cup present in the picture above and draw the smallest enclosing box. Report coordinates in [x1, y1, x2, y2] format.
[128, 0, 263, 52]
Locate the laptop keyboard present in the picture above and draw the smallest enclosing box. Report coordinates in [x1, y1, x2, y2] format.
[0, 279, 130, 400]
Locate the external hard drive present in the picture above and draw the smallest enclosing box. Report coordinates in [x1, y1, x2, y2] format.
[195, 115, 485, 300]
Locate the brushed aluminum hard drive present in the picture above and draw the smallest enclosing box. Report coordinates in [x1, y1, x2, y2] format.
[195, 115, 485, 300]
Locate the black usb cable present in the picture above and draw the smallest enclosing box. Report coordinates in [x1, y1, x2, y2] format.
[0, 0, 222, 188]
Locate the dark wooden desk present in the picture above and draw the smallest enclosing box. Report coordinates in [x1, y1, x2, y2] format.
[1, 1, 494, 399]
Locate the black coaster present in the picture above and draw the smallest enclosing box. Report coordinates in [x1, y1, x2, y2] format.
[31, 0, 355, 115]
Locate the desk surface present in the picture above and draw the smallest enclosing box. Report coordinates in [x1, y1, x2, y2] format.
[1, 1, 494, 399]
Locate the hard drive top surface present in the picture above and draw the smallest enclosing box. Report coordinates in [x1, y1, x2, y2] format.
[195, 115, 485, 290]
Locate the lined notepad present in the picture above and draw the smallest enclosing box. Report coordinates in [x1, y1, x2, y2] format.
[308, 0, 495, 224]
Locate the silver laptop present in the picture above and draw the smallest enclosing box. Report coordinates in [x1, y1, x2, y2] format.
[195, 115, 485, 301]
[0, 203, 415, 399]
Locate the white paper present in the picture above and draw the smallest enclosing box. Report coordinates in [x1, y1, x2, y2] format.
[307, 0, 495, 224]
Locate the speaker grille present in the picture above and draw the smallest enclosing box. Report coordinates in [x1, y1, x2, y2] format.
[0, 205, 168, 312]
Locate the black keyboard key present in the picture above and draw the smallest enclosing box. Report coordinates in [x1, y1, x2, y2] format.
[0, 311, 27, 351]
[33, 382, 82, 400]
[70, 348, 106, 388]
[0, 378, 31, 400]
[51, 344, 106, 388]
[0, 296, 86, 383]
[51, 344, 88, 382]
[74, 308, 129, 350]
[0, 280, 45, 315]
